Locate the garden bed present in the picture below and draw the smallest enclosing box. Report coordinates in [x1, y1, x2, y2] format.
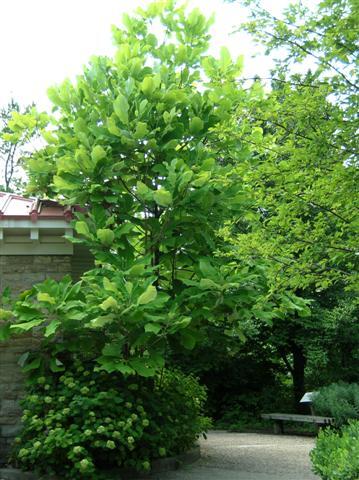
[0, 446, 200, 479]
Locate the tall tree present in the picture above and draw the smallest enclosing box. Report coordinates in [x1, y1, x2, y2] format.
[0, 99, 35, 192]
[5, 1, 274, 377]
[220, 0, 358, 405]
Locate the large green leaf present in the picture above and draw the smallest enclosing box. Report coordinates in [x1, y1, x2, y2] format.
[75, 221, 91, 238]
[141, 77, 155, 96]
[153, 188, 172, 207]
[22, 357, 41, 373]
[97, 228, 115, 246]
[199, 258, 219, 280]
[189, 116, 204, 134]
[10, 318, 44, 331]
[91, 145, 106, 163]
[114, 94, 129, 124]
[144, 323, 161, 334]
[107, 115, 122, 136]
[45, 320, 61, 337]
[129, 358, 157, 377]
[37, 292, 56, 305]
[100, 296, 118, 311]
[138, 285, 157, 305]
[90, 314, 115, 328]
[53, 175, 78, 191]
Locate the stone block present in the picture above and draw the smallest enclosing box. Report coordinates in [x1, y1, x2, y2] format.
[0, 384, 24, 401]
[0, 424, 22, 438]
[33, 256, 53, 265]
[0, 468, 36, 480]
[0, 401, 22, 424]
[44, 273, 66, 281]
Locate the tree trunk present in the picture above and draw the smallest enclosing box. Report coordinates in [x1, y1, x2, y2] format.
[291, 343, 307, 413]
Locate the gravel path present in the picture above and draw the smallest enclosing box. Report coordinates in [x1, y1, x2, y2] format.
[151, 431, 319, 480]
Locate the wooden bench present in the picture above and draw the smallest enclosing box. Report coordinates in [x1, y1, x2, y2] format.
[261, 413, 334, 434]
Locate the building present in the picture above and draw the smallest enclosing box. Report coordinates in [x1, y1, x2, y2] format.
[0, 192, 92, 461]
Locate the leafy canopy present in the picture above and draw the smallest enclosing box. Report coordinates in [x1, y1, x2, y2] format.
[222, 0, 359, 291]
[5, 1, 273, 377]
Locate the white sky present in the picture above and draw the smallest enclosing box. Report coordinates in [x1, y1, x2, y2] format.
[0, 0, 291, 111]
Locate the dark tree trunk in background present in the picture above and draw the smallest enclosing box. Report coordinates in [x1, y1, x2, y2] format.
[291, 343, 307, 413]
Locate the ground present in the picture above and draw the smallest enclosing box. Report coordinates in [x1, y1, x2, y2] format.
[150, 431, 318, 480]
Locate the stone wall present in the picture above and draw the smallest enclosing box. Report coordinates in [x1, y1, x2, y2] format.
[0, 256, 72, 463]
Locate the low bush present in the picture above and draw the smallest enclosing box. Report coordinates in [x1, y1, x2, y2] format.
[12, 363, 211, 479]
[312, 382, 359, 426]
[310, 420, 359, 480]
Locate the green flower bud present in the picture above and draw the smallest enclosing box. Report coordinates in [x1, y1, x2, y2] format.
[79, 459, 90, 471]
[19, 448, 28, 457]
[106, 440, 116, 450]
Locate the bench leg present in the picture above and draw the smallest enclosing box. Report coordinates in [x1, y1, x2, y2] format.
[273, 420, 284, 434]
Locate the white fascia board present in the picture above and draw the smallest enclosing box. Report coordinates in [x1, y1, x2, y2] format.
[30, 228, 39, 243]
[0, 219, 70, 229]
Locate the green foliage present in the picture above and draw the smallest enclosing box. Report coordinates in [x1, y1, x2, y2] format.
[306, 294, 359, 386]
[171, 324, 294, 418]
[4, 0, 277, 380]
[216, 0, 359, 409]
[13, 362, 210, 479]
[224, 0, 358, 290]
[312, 383, 359, 427]
[0, 99, 43, 192]
[310, 421, 359, 480]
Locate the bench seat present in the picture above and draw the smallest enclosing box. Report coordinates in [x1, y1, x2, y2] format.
[261, 413, 334, 434]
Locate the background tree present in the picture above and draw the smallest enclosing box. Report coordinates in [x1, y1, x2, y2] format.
[0, 99, 35, 192]
[218, 0, 358, 408]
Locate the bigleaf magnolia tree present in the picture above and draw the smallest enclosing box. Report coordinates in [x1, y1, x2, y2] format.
[3, 1, 271, 377]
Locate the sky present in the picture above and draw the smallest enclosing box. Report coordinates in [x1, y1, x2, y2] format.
[0, 0, 293, 111]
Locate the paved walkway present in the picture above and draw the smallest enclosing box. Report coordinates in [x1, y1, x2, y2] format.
[151, 431, 318, 480]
